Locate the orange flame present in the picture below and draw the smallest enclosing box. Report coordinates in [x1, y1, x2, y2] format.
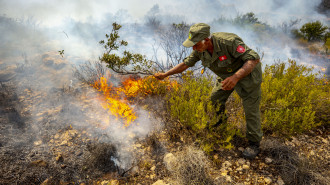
[92, 77, 136, 127]
[91, 75, 179, 128]
[119, 76, 179, 98]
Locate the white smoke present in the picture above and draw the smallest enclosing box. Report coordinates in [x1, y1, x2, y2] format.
[0, 0, 328, 170]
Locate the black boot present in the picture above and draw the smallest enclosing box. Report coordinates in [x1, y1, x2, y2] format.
[242, 141, 260, 159]
[212, 105, 227, 127]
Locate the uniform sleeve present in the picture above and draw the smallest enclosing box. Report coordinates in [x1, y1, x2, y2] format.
[229, 38, 260, 62]
[183, 50, 200, 67]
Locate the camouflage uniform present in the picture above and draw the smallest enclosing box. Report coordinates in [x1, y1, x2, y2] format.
[183, 32, 263, 143]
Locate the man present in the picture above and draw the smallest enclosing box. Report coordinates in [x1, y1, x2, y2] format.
[154, 23, 262, 159]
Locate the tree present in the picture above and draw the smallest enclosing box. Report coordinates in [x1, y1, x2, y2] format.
[299, 21, 328, 41]
[234, 12, 260, 26]
[156, 23, 192, 71]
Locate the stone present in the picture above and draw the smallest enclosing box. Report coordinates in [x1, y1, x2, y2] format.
[129, 166, 139, 176]
[321, 138, 328, 144]
[237, 158, 246, 165]
[291, 137, 299, 145]
[56, 153, 63, 162]
[277, 176, 285, 185]
[150, 174, 156, 179]
[264, 177, 272, 184]
[34, 140, 42, 146]
[220, 169, 228, 176]
[222, 161, 232, 168]
[152, 180, 168, 185]
[242, 165, 249, 170]
[265, 157, 273, 164]
[100, 181, 110, 185]
[238, 147, 244, 152]
[225, 176, 232, 182]
[30, 160, 48, 167]
[163, 153, 177, 171]
[151, 165, 156, 171]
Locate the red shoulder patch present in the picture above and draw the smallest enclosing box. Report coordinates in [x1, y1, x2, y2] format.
[236, 45, 246, 53]
[219, 55, 227, 61]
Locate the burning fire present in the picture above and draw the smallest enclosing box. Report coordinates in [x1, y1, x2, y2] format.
[91, 75, 179, 128]
[92, 76, 136, 127]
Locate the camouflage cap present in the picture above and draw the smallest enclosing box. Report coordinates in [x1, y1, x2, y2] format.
[183, 23, 210, 47]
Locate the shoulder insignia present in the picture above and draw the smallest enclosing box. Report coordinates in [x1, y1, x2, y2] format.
[236, 45, 246, 53]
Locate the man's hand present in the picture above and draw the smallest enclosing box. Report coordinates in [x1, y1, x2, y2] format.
[154, 73, 167, 80]
[221, 59, 260, 90]
[154, 63, 189, 80]
[221, 75, 239, 90]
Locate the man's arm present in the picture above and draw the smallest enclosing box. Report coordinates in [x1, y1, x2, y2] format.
[154, 62, 189, 80]
[233, 59, 260, 80]
[221, 59, 259, 90]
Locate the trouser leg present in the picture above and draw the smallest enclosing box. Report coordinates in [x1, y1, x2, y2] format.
[242, 94, 263, 142]
[210, 77, 233, 124]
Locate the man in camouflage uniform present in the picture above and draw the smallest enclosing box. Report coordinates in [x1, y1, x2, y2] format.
[154, 23, 262, 159]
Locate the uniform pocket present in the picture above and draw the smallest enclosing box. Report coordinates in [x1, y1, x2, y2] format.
[251, 62, 262, 84]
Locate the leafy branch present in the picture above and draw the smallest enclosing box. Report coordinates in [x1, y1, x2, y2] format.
[99, 22, 156, 75]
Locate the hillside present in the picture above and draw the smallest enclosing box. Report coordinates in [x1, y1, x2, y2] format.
[0, 51, 329, 185]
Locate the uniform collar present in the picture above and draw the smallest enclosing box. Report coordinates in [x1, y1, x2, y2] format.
[211, 34, 221, 53]
[201, 35, 221, 61]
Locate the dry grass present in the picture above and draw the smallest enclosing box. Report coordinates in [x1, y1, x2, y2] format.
[262, 138, 330, 185]
[169, 146, 215, 185]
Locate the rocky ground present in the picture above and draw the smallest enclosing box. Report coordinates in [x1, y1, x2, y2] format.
[0, 53, 329, 185]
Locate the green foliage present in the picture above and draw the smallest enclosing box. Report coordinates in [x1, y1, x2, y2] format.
[299, 21, 328, 41]
[166, 72, 239, 152]
[58, 49, 64, 57]
[261, 60, 330, 136]
[99, 22, 155, 75]
[291, 29, 304, 39]
[234, 12, 260, 25]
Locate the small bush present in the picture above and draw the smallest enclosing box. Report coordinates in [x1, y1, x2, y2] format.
[165, 72, 239, 152]
[261, 60, 330, 136]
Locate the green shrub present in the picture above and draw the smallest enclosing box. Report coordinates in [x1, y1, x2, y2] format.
[299, 21, 328, 42]
[261, 60, 329, 136]
[165, 72, 239, 152]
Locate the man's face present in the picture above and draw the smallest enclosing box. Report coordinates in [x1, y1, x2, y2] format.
[193, 39, 208, 52]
